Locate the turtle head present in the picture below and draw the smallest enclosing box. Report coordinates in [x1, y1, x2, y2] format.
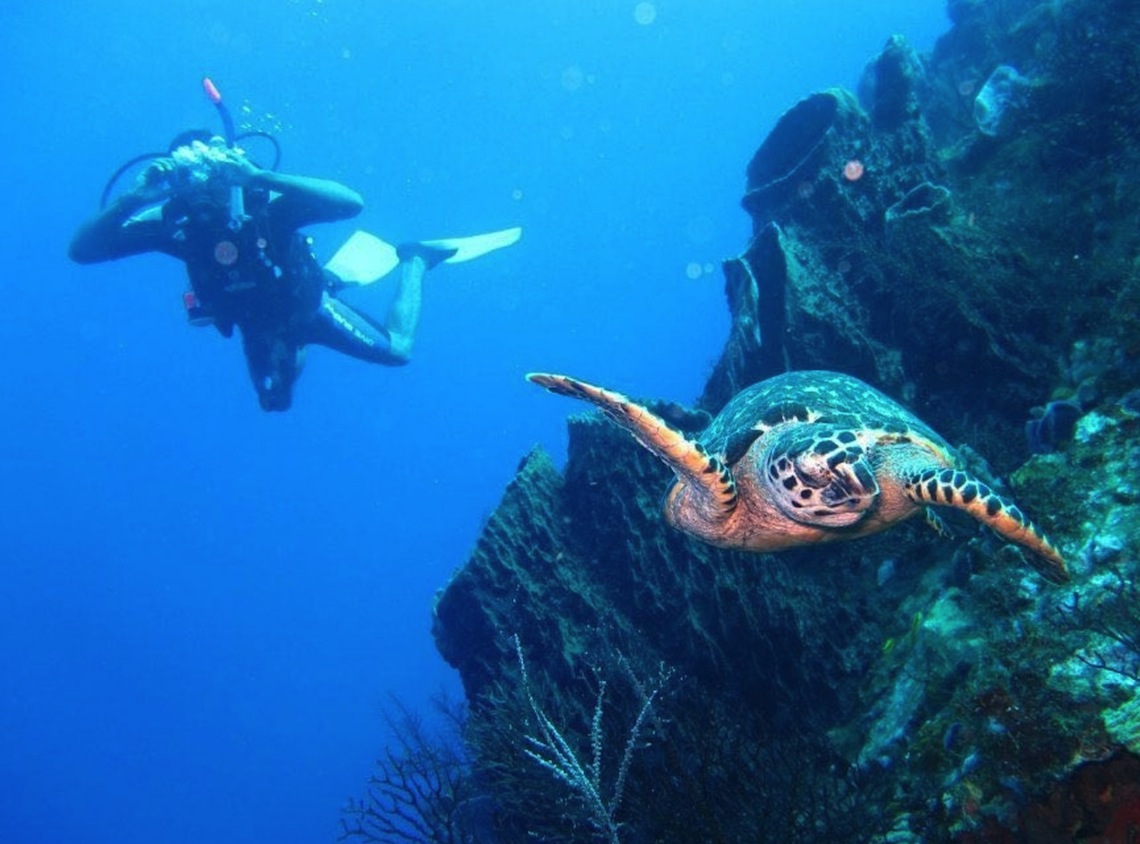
[760, 425, 880, 528]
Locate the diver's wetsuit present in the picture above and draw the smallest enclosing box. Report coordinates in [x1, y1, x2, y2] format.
[70, 180, 401, 411]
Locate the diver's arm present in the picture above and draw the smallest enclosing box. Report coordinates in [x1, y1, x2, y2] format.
[68, 190, 166, 264]
[216, 150, 362, 225]
[250, 170, 364, 222]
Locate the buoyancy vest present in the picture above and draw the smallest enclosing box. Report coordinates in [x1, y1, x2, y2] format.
[164, 191, 326, 330]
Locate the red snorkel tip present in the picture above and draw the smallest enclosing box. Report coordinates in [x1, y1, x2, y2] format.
[202, 77, 222, 105]
[202, 75, 237, 148]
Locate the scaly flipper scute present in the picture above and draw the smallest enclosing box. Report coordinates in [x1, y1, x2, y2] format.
[527, 373, 738, 521]
[904, 467, 1069, 583]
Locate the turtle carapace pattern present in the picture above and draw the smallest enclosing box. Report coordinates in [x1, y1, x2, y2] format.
[527, 370, 1068, 583]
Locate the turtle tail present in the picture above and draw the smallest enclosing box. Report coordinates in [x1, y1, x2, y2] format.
[527, 373, 737, 520]
[904, 467, 1069, 583]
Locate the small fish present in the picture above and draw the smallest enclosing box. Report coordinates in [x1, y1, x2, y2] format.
[943, 721, 963, 751]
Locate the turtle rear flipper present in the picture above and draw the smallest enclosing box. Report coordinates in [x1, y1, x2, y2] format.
[527, 373, 738, 521]
[904, 467, 1069, 583]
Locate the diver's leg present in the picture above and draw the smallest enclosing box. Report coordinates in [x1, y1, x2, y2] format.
[240, 327, 302, 411]
[304, 292, 409, 365]
[382, 256, 426, 362]
[305, 246, 454, 366]
[382, 243, 459, 359]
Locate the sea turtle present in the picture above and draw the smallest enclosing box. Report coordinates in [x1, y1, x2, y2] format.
[528, 369, 1068, 583]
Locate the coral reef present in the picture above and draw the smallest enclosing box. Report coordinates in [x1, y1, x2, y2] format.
[339, 695, 490, 844]
[707, 0, 1140, 466]
[972, 65, 1031, 137]
[429, 0, 1140, 840]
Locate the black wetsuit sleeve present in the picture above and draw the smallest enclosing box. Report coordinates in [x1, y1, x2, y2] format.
[68, 194, 173, 264]
[253, 171, 364, 234]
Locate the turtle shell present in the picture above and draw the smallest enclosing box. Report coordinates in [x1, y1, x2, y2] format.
[699, 370, 953, 466]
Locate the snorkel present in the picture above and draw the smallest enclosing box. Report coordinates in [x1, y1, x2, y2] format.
[201, 76, 245, 228]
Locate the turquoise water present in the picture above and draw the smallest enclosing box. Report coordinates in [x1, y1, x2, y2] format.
[0, 2, 947, 842]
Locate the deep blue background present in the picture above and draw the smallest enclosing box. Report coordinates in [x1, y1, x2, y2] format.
[2, 2, 946, 842]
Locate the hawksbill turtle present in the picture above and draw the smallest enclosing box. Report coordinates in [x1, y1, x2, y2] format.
[528, 369, 1068, 583]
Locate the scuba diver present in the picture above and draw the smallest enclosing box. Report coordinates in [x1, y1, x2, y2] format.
[69, 78, 521, 411]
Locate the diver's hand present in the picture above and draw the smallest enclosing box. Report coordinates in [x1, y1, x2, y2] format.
[132, 158, 177, 204]
[214, 150, 261, 187]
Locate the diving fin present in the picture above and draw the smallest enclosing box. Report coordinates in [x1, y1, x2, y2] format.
[323, 231, 400, 286]
[421, 226, 522, 264]
[324, 226, 522, 287]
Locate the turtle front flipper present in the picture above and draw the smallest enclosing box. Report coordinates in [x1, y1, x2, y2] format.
[527, 373, 738, 521]
[904, 467, 1069, 583]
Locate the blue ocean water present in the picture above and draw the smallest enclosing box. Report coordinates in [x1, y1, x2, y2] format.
[1, 2, 947, 842]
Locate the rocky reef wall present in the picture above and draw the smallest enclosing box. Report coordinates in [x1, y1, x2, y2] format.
[705, 0, 1140, 470]
[431, 1, 1140, 841]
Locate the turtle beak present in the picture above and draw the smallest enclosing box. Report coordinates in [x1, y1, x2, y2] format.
[822, 459, 878, 506]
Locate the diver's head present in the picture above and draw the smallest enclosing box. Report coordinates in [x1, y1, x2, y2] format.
[166, 132, 242, 202]
[167, 128, 216, 153]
